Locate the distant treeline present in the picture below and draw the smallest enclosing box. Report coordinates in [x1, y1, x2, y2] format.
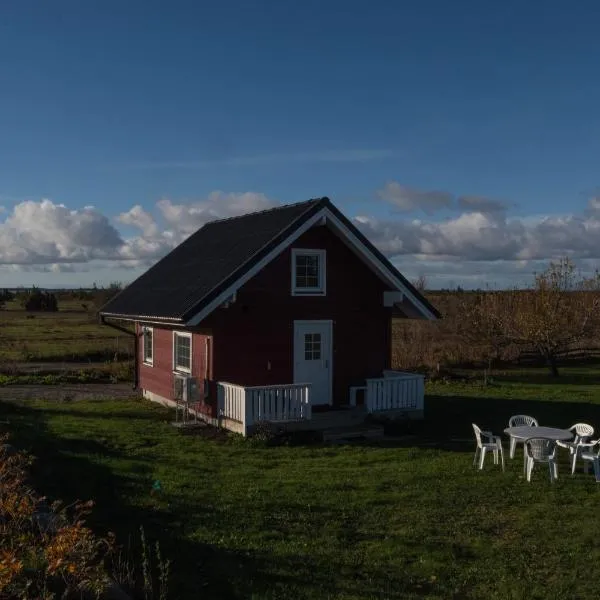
[0, 282, 123, 312]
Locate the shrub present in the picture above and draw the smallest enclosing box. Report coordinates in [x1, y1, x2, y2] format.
[0, 289, 14, 304]
[0, 437, 111, 598]
[21, 289, 58, 312]
[0, 436, 170, 599]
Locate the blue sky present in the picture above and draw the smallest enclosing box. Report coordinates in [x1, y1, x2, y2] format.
[2, 0, 600, 288]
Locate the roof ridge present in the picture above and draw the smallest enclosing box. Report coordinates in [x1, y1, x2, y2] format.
[203, 197, 328, 226]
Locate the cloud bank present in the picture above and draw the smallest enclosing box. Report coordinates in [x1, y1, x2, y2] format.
[1, 186, 599, 287]
[377, 181, 511, 215]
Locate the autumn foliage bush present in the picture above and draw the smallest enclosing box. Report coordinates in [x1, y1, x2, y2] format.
[0, 435, 172, 600]
[0, 435, 113, 599]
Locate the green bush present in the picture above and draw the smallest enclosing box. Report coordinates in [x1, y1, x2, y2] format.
[22, 289, 58, 312]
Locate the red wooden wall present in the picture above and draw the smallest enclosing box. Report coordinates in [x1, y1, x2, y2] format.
[137, 324, 215, 417]
[203, 224, 392, 404]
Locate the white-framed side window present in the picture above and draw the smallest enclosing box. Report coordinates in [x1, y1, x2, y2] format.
[142, 326, 153, 366]
[291, 248, 326, 296]
[173, 331, 192, 373]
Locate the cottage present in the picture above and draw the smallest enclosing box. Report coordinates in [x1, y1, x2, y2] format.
[99, 197, 440, 435]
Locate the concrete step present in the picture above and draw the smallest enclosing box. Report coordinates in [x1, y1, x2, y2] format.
[322, 424, 385, 443]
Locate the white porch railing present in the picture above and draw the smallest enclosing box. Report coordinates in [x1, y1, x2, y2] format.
[365, 371, 425, 413]
[217, 382, 312, 436]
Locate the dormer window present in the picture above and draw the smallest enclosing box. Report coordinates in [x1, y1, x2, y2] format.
[291, 249, 326, 296]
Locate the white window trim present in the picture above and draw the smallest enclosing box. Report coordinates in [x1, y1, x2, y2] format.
[142, 326, 154, 366]
[291, 248, 326, 296]
[172, 330, 193, 374]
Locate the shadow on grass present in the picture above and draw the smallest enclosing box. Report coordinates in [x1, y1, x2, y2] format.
[0, 398, 462, 599]
[426, 393, 600, 437]
[224, 551, 439, 599]
[336, 394, 600, 454]
[20, 406, 166, 421]
[0, 400, 265, 599]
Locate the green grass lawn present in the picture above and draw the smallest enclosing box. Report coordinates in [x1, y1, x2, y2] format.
[3, 365, 600, 599]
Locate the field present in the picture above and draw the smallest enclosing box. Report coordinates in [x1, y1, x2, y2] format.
[3, 365, 600, 599]
[0, 299, 133, 363]
[3, 290, 600, 598]
[0, 298, 134, 384]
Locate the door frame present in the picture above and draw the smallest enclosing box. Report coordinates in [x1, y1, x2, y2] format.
[293, 319, 333, 406]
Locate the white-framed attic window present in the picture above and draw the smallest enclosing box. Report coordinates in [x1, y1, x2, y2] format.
[173, 331, 192, 373]
[291, 248, 326, 296]
[142, 326, 153, 366]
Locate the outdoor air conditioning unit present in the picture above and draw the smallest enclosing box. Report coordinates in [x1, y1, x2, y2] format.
[172, 374, 203, 428]
[173, 373, 186, 402]
[173, 374, 202, 404]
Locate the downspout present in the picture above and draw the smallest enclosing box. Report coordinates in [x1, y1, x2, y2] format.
[99, 315, 139, 390]
[386, 313, 393, 371]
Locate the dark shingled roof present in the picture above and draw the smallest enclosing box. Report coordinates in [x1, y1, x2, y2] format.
[100, 196, 441, 322]
[100, 198, 326, 321]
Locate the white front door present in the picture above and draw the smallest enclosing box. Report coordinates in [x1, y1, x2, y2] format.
[293, 320, 332, 406]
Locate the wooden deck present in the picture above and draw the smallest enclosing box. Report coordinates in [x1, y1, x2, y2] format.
[210, 372, 426, 436]
[281, 406, 367, 431]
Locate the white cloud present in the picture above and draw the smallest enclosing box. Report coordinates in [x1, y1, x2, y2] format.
[2, 187, 600, 289]
[156, 191, 277, 237]
[352, 209, 600, 264]
[587, 196, 600, 213]
[50, 263, 77, 273]
[0, 193, 278, 272]
[389, 256, 558, 289]
[0, 199, 124, 265]
[117, 205, 159, 237]
[0, 263, 89, 274]
[0, 192, 281, 272]
[377, 181, 453, 214]
[457, 195, 509, 213]
[378, 181, 510, 216]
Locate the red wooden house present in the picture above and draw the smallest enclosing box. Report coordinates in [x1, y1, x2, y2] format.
[100, 197, 439, 435]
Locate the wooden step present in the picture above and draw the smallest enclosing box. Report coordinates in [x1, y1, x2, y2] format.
[322, 424, 385, 443]
[311, 408, 366, 426]
[312, 415, 366, 427]
[275, 408, 367, 432]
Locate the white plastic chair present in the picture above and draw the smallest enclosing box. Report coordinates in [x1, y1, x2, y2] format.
[472, 423, 504, 471]
[524, 437, 558, 482]
[556, 423, 594, 474]
[508, 414, 538, 459]
[570, 438, 600, 481]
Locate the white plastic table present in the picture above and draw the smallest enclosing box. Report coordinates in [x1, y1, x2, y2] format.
[504, 426, 573, 474]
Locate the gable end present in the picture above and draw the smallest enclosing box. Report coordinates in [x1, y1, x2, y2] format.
[186, 204, 439, 325]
